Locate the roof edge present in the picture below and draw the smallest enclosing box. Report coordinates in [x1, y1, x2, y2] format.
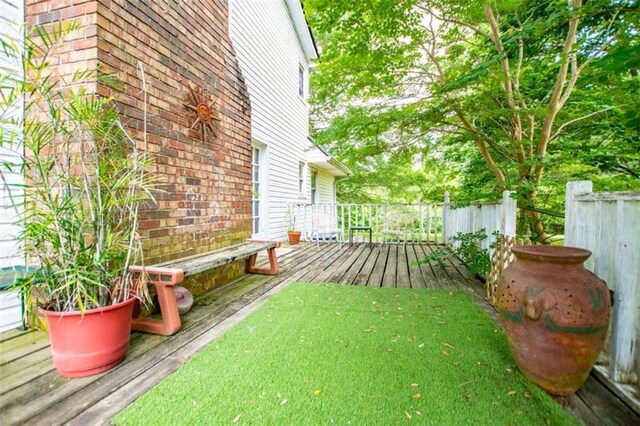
[284, 0, 319, 60]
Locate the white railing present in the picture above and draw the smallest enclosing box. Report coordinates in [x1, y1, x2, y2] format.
[443, 191, 517, 252]
[289, 191, 517, 248]
[289, 203, 446, 244]
[566, 181, 640, 387]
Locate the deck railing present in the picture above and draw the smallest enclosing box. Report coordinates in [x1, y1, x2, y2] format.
[290, 191, 518, 247]
[289, 203, 446, 244]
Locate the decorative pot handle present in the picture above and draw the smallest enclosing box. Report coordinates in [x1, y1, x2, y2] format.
[518, 287, 558, 321]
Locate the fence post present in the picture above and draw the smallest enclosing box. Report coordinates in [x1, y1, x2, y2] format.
[501, 191, 517, 237]
[443, 192, 450, 244]
[565, 181, 593, 248]
[610, 199, 640, 383]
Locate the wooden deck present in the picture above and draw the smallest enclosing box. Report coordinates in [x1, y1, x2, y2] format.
[0, 242, 638, 425]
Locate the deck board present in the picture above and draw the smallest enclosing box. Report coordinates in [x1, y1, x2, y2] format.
[339, 244, 374, 285]
[0, 242, 636, 426]
[366, 245, 389, 287]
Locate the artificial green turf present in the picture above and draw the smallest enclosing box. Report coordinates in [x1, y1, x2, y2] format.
[114, 283, 578, 426]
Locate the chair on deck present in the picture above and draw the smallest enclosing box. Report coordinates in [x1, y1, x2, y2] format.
[380, 210, 416, 252]
[311, 209, 343, 251]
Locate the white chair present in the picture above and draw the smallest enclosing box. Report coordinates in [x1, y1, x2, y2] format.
[380, 210, 416, 252]
[311, 210, 343, 251]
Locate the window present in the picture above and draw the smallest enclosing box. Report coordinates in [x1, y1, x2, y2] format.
[311, 171, 318, 204]
[298, 162, 305, 194]
[298, 64, 305, 98]
[252, 147, 261, 235]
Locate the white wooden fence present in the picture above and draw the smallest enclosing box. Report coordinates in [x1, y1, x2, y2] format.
[565, 181, 640, 386]
[443, 191, 518, 252]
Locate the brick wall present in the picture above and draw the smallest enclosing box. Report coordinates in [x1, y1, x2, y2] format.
[26, 0, 254, 294]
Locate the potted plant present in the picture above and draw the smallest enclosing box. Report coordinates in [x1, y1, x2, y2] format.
[285, 207, 301, 245]
[1, 23, 155, 377]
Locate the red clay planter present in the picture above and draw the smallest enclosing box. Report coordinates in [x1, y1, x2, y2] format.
[288, 230, 301, 245]
[497, 245, 611, 395]
[40, 297, 135, 378]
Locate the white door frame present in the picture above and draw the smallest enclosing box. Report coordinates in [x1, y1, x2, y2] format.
[251, 141, 268, 238]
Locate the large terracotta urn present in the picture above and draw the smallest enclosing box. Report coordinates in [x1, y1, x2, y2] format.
[496, 245, 611, 395]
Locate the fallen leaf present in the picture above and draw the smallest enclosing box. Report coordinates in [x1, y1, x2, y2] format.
[442, 350, 450, 356]
[280, 399, 288, 405]
[192, 400, 197, 407]
[405, 411, 413, 420]
[508, 390, 517, 396]
[506, 368, 512, 373]
[524, 391, 531, 399]
[277, 391, 282, 398]
[412, 393, 421, 399]
[314, 389, 322, 397]
[233, 414, 242, 424]
[418, 343, 425, 348]
[415, 411, 422, 416]
[410, 383, 419, 389]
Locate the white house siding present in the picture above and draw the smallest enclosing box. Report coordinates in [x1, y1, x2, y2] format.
[312, 167, 336, 204]
[0, 0, 24, 332]
[229, 0, 337, 240]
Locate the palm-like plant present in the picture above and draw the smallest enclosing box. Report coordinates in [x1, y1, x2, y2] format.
[1, 22, 155, 315]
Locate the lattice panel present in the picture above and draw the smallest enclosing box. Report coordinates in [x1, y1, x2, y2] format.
[485, 236, 533, 305]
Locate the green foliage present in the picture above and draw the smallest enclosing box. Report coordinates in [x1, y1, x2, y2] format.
[307, 0, 640, 239]
[0, 22, 156, 313]
[417, 230, 496, 278]
[285, 207, 297, 231]
[114, 283, 578, 426]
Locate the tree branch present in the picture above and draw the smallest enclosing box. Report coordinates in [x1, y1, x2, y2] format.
[549, 105, 619, 140]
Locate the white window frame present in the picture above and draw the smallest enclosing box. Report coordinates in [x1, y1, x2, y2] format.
[311, 170, 318, 204]
[298, 63, 305, 99]
[298, 161, 305, 197]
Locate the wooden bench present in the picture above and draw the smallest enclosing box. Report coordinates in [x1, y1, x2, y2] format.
[130, 240, 281, 336]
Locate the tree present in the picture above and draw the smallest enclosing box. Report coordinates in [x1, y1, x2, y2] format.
[307, 0, 639, 241]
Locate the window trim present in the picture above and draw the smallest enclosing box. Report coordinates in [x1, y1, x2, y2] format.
[298, 161, 305, 196]
[298, 63, 305, 99]
[311, 170, 318, 204]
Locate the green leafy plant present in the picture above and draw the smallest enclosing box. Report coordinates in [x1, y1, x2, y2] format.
[417, 229, 496, 278]
[0, 22, 156, 314]
[284, 207, 297, 231]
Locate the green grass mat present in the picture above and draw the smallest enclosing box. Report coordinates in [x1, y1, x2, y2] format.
[114, 283, 577, 425]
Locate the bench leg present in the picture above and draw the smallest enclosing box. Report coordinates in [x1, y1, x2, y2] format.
[247, 247, 280, 275]
[130, 266, 184, 336]
[132, 283, 182, 336]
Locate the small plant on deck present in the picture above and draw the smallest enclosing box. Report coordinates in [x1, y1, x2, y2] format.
[285, 207, 301, 244]
[417, 229, 496, 278]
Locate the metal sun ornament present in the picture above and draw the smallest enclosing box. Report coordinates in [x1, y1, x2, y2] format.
[185, 85, 219, 140]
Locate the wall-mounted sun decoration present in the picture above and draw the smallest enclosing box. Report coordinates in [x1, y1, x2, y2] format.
[185, 84, 219, 140]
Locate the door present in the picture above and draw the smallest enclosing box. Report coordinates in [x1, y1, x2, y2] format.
[251, 146, 262, 237]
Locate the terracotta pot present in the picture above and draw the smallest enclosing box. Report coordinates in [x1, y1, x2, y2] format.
[40, 297, 135, 378]
[496, 245, 611, 395]
[288, 230, 301, 245]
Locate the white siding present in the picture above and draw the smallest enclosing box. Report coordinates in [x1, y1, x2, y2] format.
[229, 0, 335, 240]
[314, 168, 335, 204]
[0, 0, 24, 332]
